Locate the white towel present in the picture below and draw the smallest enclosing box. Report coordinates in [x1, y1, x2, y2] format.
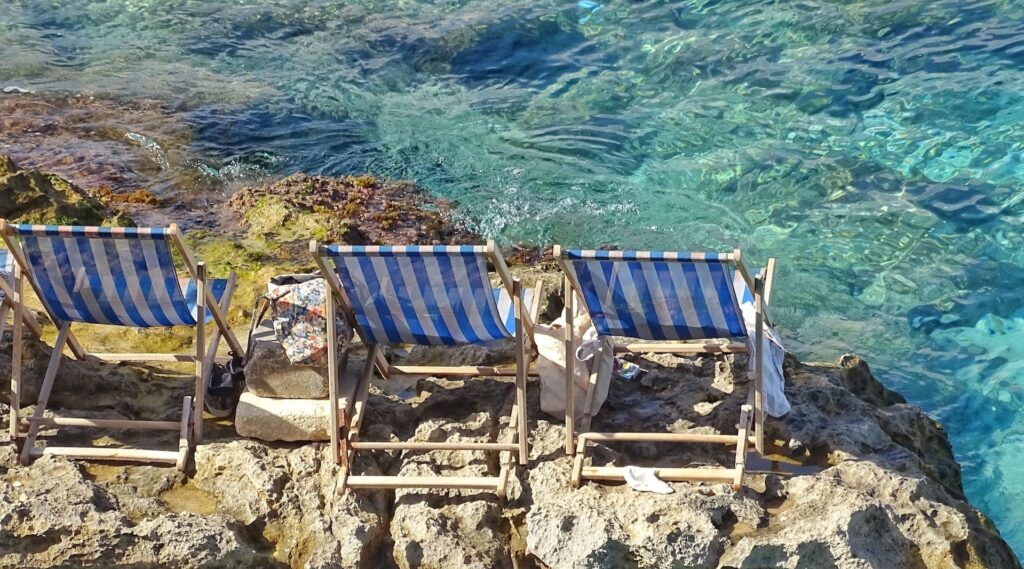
[622, 466, 674, 494]
[734, 272, 791, 418]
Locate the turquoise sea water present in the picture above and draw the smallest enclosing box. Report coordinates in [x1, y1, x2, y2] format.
[3, 0, 1024, 553]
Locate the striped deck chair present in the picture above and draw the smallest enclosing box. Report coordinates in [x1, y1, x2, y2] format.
[312, 242, 542, 496]
[0, 221, 244, 470]
[554, 247, 778, 491]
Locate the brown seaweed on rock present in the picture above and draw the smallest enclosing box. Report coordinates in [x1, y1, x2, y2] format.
[229, 173, 477, 247]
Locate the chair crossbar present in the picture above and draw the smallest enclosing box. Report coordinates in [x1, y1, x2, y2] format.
[580, 466, 737, 483]
[350, 441, 519, 452]
[388, 364, 538, 377]
[344, 475, 503, 490]
[29, 446, 182, 464]
[578, 432, 741, 445]
[24, 417, 182, 431]
[613, 341, 747, 354]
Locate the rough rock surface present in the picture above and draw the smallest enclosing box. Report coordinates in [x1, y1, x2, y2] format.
[0, 331, 1019, 568]
[234, 391, 333, 442]
[228, 172, 476, 248]
[0, 154, 132, 226]
[245, 322, 330, 399]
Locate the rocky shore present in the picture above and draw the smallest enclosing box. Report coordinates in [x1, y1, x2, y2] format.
[0, 160, 1020, 568]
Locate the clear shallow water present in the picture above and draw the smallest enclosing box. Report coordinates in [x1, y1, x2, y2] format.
[3, 0, 1024, 552]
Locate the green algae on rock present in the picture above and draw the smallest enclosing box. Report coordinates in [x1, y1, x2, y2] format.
[229, 173, 475, 247]
[0, 154, 133, 227]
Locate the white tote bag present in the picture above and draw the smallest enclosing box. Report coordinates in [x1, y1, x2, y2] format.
[535, 303, 614, 421]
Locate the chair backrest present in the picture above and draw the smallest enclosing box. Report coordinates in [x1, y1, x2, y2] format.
[9, 224, 200, 327]
[321, 245, 513, 346]
[558, 249, 748, 341]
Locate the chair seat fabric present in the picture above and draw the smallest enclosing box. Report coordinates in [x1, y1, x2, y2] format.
[325, 245, 523, 346]
[0, 249, 11, 303]
[494, 286, 535, 337]
[13, 224, 226, 328]
[562, 250, 747, 341]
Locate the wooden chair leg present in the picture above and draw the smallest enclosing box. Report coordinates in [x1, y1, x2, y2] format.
[733, 404, 752, 491]
[753, 277, 766, 454]
[348, 349, 376, 443]
[337, 350, 375, 496]
[0, 302, 8, 341]
[192, 263, 207, 444]
[198, 273, 237, 417]
[513, 280, 529, 465]
[20, 322, 71, 464]
[8, 263, 25, 440]
[326, 282, 341, 465]
[176, 396, 192, 471]
[564, 278, 576, 455]
[571, 436, 587, 488]
[496, 400, 520, 498]
[578, 337, 611, 435]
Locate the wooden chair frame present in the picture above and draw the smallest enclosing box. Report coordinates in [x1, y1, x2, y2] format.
[554, 246, 777, 491]
[312, 240, 542, 496]
[1, 221, 244, 470]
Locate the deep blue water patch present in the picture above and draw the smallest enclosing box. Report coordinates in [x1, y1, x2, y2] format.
[185, 104, 380, 177]
[450, 18, 608, 89]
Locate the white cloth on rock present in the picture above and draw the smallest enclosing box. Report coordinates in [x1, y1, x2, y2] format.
[733, 272, 791, 418]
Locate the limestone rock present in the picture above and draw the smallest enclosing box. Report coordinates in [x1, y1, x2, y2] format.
[235, 390, 331, 442]
[524, 423, 759, 569]
[0, 449, 261, 568]
[245, 322, 330, 399]
[190, 440, 389, 568]
[719, 460, 1020, 569]
[389, 413, 513, 569]
[0, 327, 1019, 569]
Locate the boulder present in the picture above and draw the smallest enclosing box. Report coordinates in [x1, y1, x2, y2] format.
[524, 419, 763, 569]
[0, 154, 132, 226]
[190, 441, 390, 568]
[0, 442, 263, 568]
[389, 412, 514, 569]
[235, 391, 332, 442]
[245, 321, 330, 399]
[719, 460, 1020, 569]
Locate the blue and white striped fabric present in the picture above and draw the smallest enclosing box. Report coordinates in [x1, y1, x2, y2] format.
[11, 224, 226, 328]
[323, 245, 522, 346]
[0, 248, 11, 275]
[562, 249, 746, 340]
[0, 248, 12, 303]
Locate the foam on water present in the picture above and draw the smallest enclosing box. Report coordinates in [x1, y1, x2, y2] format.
[3, 0, 1024, 554]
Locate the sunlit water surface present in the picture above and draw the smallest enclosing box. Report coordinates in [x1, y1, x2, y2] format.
[3, 0, 1024, 553]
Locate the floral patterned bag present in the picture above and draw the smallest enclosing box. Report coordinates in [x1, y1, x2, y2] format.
[260, 274, 350, 366]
